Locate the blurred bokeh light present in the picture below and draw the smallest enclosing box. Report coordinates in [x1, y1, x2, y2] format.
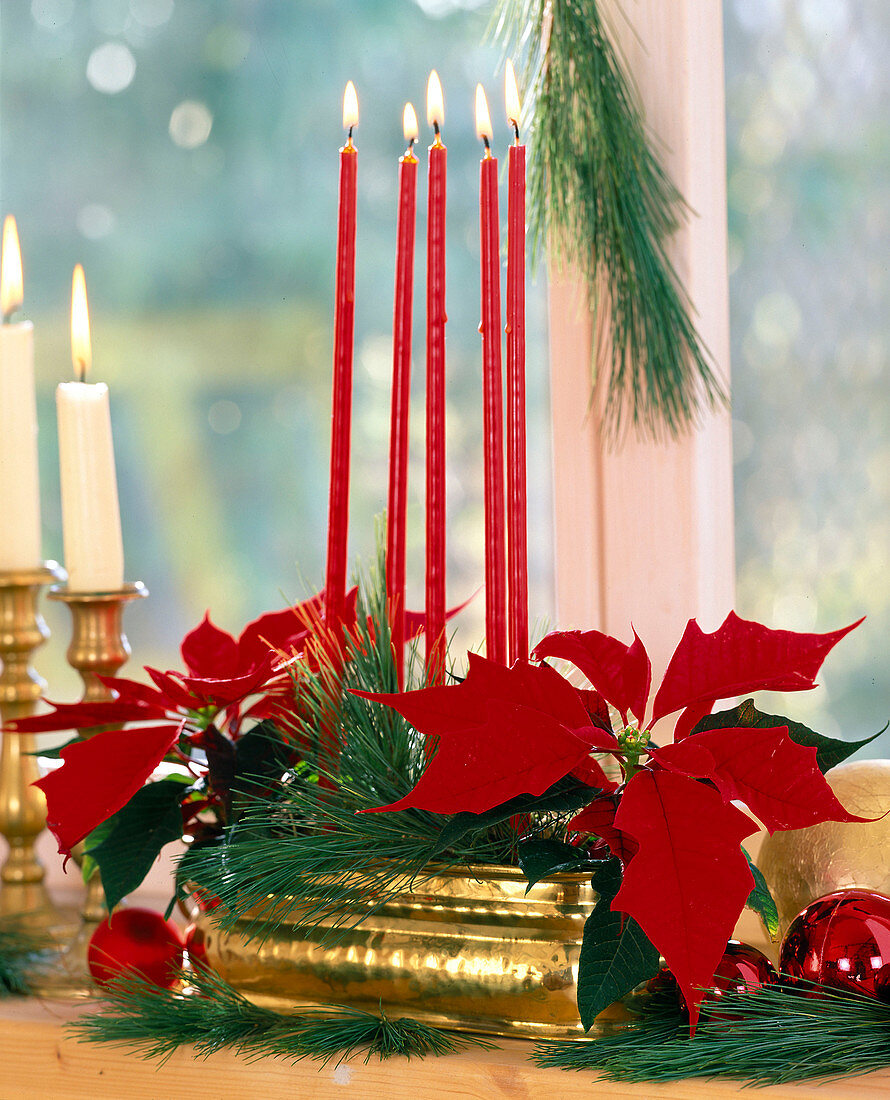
[726, 0, 888, 748]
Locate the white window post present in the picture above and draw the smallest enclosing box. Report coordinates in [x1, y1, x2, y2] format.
[548, 2, 735, 688]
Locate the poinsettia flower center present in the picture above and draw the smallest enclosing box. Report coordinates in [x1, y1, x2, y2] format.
[188, 705, 219, 730]
[617, 724, 651, 778]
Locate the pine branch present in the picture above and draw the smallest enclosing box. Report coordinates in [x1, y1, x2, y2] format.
[70, 967, 494, 1065]
[494, 0, 727, 441]
[534, 980, 890, 1085]
[0, 917, 55, 996]
[177, 547, 516, 940]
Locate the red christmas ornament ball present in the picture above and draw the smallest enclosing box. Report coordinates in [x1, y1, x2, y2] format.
[647, 941, 776, 1014]
[708, 940, 777, 1003]
[88, 908, 186, 990]
[780, 889, 890, 997]
[646, 965, 682, 1006]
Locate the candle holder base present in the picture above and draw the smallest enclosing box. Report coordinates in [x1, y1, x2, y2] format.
[0, 561, 68, 925]
[30, 915, 105, 1000]
[0, 883, 80, 936]
[37, 581, 148, 997]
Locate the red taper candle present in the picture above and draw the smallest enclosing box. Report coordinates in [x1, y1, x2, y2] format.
[475, 85, 507, 665]
[324, 81, 358, 627]
[386, 103, 419, 689]
[425, 71, 447, 684]
[505, 61, 528, 664]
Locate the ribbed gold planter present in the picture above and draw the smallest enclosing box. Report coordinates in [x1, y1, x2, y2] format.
[198, 864, 601, 1039]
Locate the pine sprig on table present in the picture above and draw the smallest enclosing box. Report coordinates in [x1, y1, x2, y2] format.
[70, 967, 493, 1065]
[494, 0, 726, 441]
[535, 980, 890, 1085]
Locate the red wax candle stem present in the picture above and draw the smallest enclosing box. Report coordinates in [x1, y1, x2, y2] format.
[425, 139, 447, 684]
[480, 153, 507, 665]
[386, 151, 417, 690]
[506, 142, 528, 664]
[325, 142, 357, 627]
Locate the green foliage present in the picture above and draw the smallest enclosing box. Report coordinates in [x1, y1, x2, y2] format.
[742, 847, 779, 940]
[28, 737, 79, 760]
[495, 0, 726, 440]
[81, 814, 116, 885]
[86, 778, 190, 913]
[232, 720, 292, 802]
[534, 980, 890, 1085]
[692, 699, 884, 773]
[431, 778, 598, 858]
[71, 966, 492, 1065]
[575, 859, 660, 1030]
[516, 837, 600, 891]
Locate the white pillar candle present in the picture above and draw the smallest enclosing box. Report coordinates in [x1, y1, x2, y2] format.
[57, 266, 124, 592]
[0, 216, 42, 570]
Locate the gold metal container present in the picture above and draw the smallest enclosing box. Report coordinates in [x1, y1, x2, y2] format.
[198, 865, 599, 1039]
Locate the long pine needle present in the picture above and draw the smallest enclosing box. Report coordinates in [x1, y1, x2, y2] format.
[535, 980, 890, 1085]
[71, 967, 493, 1065]
[494, 0, 727, 441]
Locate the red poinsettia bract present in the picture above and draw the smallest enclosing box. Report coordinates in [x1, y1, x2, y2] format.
[14, 590, 354, 859]
[361, 611, 867, 1029]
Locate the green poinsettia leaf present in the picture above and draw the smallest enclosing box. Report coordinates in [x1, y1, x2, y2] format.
[517, 837, 601, 892]
[85, 778, 187, 913]
[430, 778, 599, 857]
[232, 720, 291, 806]
[691, 699, 885, 774]
[577, 859, 661, 1031]
[742, 847, 779, 940]
[81, 814, 116, 885]
[28, 736, 80, 760]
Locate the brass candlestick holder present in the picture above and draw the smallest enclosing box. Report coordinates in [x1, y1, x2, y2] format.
[0, 561, 67, 924]
[49, 582, 148, 713]
[42, 581, 147, 995]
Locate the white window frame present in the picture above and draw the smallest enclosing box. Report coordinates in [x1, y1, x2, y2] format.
[548, 1, 734, 685]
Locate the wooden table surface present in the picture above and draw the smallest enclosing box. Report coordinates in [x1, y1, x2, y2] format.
[3, 995, 890, 1100]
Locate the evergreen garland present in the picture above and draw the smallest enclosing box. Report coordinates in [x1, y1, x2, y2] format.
[71, 967, 493, 1065]
[535, 980, 890, 1085]
[495, 0, 727, 440]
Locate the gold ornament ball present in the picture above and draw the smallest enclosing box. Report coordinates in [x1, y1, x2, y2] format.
[758, 760, 890, 934]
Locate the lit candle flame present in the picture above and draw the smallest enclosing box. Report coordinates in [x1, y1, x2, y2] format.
[70, 264, 91, 382]
[474, 84, 493, 148]
[1, 215, 23, 320]
[403, 102, 418, 146]
[505, 60, 521, 132]
[343, 81, 359, 132]
[426, 70, 444, 131]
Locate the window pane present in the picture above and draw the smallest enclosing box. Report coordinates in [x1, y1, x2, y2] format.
[1, 1, 553, 695]
[725, 0, 888, 747]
